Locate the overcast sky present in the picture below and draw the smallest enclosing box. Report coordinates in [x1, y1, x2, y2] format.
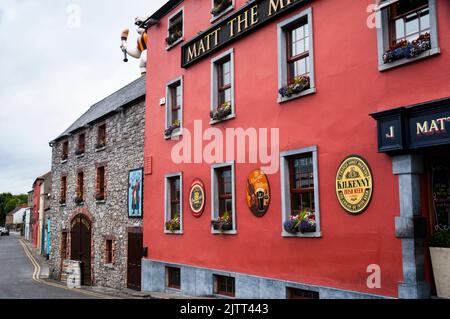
[0, 0, 166, 194]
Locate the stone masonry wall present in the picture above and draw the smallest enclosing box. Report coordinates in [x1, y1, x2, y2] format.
[48, 98, 145, 289]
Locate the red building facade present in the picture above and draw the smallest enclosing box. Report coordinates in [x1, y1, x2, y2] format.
[32, 177, 43, 248]
[142, 0, 450, 298]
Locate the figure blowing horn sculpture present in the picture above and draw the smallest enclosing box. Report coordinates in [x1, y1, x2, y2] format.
[120, 17, 158, 75]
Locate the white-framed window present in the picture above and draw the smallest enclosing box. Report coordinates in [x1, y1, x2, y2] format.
[211, 0, 235, 23]
[210, 48, 235, 124]
[164, 172, 183, 234]
[376, 0, 439, 71]
[280, 146, 321, 238]
[165, 76, 183, 139]
[277, 7, 316, 103]
[211, 162, 236, 234]
[166, 7, 184, 50]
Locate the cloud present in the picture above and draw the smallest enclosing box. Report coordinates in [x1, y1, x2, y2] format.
[0, 0, 166, 194]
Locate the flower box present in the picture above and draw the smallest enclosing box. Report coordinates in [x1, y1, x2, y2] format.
[383, 33, 431, 64]
[279, 75, 310, 98]
[74, 196, 84, 205]
[212, 212, 233, 232]
[164, 120, 181, 138]
[284, 210, 316, 234]
[166, 215, 181, 232]
[166, 31, 183, 47]
[211, 0, 232, 17]
[210, 102, 232, 122]
[75, 149, 84, 156]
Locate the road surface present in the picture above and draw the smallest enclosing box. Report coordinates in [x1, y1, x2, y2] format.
[0, 234, 99, 299]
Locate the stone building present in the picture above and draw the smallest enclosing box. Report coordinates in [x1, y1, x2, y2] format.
[48, 76, 146, 290]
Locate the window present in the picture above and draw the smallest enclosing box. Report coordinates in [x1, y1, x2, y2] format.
[165, 77, 183, 139]
[77, 133, 86, 155]
[105, 239, 113, 264]
[214, 275, 235, 297]
[280, 146, 321, 237]
[75, 172, 84, 204]
[164, 173, 183, 234]
[61, 141, 69, 162]
[166, 267, 181, 289]
[287, 287, 319, 299]
[96, 124, 106, 149]
[289, 155, 314, 215]
[61, 231, 68, 260]
[211, 49, 235, 123]
[277, 8, 315, 103]
[96, 166, 106, 201]
[60, 176, 67, 205]
[166, 8, 184, 49]
[211, 0, 234, 22]
[211, 162, 236, 234]
[376, 0, 439, 71]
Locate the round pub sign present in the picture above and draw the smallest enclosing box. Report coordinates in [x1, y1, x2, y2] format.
[189, 179, 206, 218]
[336, 155, 373, 215]
[246, 169, 270, 217]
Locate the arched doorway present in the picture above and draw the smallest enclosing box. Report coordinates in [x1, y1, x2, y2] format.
[71, 214, 92, 286]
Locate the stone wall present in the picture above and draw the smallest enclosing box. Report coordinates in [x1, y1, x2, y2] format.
[48, 98, 145, 289]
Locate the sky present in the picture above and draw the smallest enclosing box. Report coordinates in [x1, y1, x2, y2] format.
[0, 0, 166, 194]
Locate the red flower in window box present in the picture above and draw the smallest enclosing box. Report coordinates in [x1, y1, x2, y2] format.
[211, 211, 233, 231]
[210, 101, 232, 121]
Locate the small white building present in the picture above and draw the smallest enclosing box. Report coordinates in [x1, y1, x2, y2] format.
[24, 208, 32, 241]
[12, 207, 28, 225]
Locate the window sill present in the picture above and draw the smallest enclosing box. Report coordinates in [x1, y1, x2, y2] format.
[211, 229, 237, 235]
[378, 47, 440, 72]
[164, 230, 183, 235]
[210, 6, 234, 23]
[166, 37, 184, 51]
[209, 114, 236, 125]
[59, 204, 66, 208]
[96, 200, 106, 205]
[277, 87, 316, 104]
[165, 287, 181, 293]
[95, 146, 106, 152]
[104, 263, 114, 269]
[75, 154, 85, 159]
[60, 159, 68, 164]
[75, 202, 85, 207]
[281, 231, 322, 238]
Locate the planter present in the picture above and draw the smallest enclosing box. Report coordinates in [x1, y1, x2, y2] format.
[383, 33, 431, 64]
[212, 220, 233, 231]
[210, 103, 232, 122]
[283, 220, 299, 234]
[430, 247, 450, 299]
[299, 220, 316, 233]
[279, 75, 310, 98]
[164, 124, 180, 137]
[166, 31, 183, 46]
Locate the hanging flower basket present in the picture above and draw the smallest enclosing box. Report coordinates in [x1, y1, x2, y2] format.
[383, 33, 431, 64]
[279, 75, 310, 98]
[166, 30, 183, 46]
[210, 102, 232, 121]
[164, 120, 181, 137]
[211, 0, 233, 16]
[166, 215, 181, 232]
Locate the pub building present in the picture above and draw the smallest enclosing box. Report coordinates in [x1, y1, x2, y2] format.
[141, 0, 450, 298]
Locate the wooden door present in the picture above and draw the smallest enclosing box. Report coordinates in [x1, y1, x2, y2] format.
[127, 231, 143, 290]
[71, 215, 92, 286]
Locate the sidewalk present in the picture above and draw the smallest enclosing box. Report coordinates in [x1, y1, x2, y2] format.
[20, 236, 208, 299]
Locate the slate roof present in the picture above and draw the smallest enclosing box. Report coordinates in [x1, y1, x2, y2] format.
[51, 76, 146, 143]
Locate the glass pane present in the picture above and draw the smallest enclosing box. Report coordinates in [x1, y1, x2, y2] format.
[224, 89, 231, 104]
[405, 14, 419, 36]
[293, 174, 300, 189]
[294, 58, 307, 78]
[301, 192, 311, 210]
[301, 174, 310, 188]
[395, 19, 405, 40]
[420, 10, 430, 31]
[292, 193, 301, 212]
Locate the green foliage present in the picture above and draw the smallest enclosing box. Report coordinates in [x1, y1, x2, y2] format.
[430, 230, 450, 248]
[0, 193, 28, 225]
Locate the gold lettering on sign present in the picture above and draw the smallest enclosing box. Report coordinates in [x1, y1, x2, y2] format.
[269, 0, 293, 16]
[228, 17, 237, 37]
[416, 117, 450, 136]
[250, 5, 259, 25]
[237, 10, 249, 33]
[187, 45, 197, 62]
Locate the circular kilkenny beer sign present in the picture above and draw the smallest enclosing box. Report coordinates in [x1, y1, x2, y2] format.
[246, 169, 270, 217]
[189, 179, 205, 217]
[336, 155, 373, 215]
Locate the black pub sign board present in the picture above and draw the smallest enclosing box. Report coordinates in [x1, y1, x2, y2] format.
[181, 0, 310, 68]
[371, 97, 450, 153]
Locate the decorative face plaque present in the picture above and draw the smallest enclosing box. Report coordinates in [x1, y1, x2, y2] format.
[189, 179, 205, 217]
[336, 155, 373, 215]
[246, 169, 270, 217]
